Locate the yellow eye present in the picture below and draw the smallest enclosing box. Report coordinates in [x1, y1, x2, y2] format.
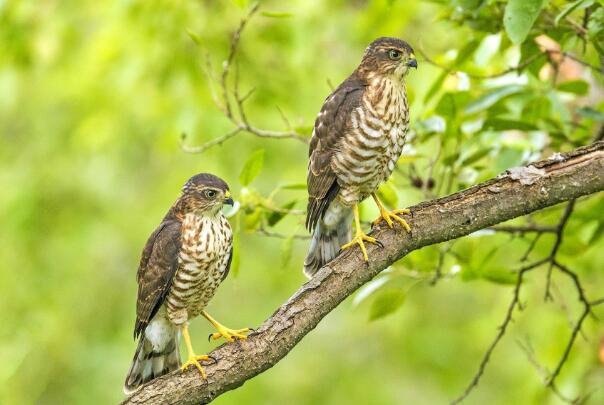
[204, 189, 217, 199]
[388, 49, 401, 60]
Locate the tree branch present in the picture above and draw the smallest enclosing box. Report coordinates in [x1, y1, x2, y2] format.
[123, 141, 604, 405]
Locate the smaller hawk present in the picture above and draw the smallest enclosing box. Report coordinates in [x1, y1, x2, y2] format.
[304, 37, 417, 277]
[124, 173, 248, 394]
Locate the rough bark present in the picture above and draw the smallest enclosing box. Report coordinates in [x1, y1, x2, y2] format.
[123, 141, 604, 405]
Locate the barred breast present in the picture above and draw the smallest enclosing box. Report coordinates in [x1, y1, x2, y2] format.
[332, 77, 410, 206]
[165, 212, 232, 325]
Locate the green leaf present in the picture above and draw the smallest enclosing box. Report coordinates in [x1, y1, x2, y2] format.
[555, 0, 593, 26]
[186, 30, 202, 46]
[483, 118, 538, 131]
[239, 149, 265, 186]
[578, 220, 600, 245]
[504, 0, 545, 44]
[266, 200, 296, 227]
[462, 148, 492, 166]
[261, 11, 293, 18]
[280, 235, 294, 268]
[369, 289, 406, 321]
[442, 152, 460, 166]
[464, 85, 523, 114]
[556, 80, 589, 95]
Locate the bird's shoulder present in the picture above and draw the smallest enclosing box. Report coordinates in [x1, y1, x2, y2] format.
[310, 75, 365, 151]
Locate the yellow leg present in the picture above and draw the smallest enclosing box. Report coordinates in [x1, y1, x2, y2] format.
[341, 204, 381, 262]
[202, 311, 250, 343]
[180, 323, 212, 378]
[371, 193, 411, 232]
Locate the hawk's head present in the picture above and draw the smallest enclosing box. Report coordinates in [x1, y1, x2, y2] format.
[359, 37, 417, 80]
[180, 173, 233, 215]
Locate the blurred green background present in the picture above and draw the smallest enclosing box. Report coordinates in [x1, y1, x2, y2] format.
[1, 0, 603, 404]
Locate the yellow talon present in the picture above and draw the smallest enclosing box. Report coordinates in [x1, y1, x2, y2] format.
[371, 193, 411, 232]
[181, 354, 212, 378]
[180, 323, 211, 379]
[202, 311, 250, 343]
[340, 204, 381, 262]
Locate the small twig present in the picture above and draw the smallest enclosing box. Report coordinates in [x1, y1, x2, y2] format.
[182, 3, 308, 154]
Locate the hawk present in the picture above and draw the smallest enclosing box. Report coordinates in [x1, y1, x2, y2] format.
[124, 173, 249, 394]
[304, 37, 417, 277]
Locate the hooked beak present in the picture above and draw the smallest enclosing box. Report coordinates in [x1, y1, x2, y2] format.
[223, 190, 234, 206]
[407, 58, 418, 69]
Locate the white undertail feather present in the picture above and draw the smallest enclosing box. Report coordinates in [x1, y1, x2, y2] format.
[123, 314, 181, 395]
[303, 201, 352, 278]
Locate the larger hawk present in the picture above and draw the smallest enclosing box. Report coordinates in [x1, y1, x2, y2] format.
[124, 173, 249, 394]
[304, 37, 417, 277]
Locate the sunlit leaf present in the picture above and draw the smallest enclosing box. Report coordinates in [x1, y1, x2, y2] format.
[377, 182, 398, 208]
[504, 0, 545, 44]
[186, 30, 202, 46]
[239, 149, 265, 186]
[578, 219, 600, 245]
[555, 0, 593, 26]
[369, 288, 406, 321]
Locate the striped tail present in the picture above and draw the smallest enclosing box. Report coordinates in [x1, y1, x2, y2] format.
[303, 205, 352, 278]
[123, 320, 180, 395]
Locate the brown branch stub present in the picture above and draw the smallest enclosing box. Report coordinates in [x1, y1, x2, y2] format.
[123, 142, 604, 405]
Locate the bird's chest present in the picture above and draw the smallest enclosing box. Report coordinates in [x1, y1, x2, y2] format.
[336, 82, 409, 192]
[167, 214, 232, 322]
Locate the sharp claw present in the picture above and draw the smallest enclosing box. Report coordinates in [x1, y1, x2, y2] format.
[375, 240, 384, 248]
[207, 334, 213, 342]
[206, 355, 218, 365]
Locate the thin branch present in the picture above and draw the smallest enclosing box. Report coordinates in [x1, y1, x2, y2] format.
[181, 3, 308, 154]
[123, 142, 604, 405]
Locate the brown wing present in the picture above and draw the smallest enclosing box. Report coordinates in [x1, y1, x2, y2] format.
[306, 75, 364, 231]
[133, 220, 181, 338]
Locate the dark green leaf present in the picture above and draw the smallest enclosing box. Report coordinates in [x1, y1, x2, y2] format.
[369, 289, 406, 321]
[266, 200, 297, 227]
[483, 118, 538, 131]
[462, 148, 492, 165]
[577, 106, 604, 121]
[557, 80, 589, 95]
[239, 149, 265, 186]
[504, 0, 545, 44]
[442, 152, 460, 166]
